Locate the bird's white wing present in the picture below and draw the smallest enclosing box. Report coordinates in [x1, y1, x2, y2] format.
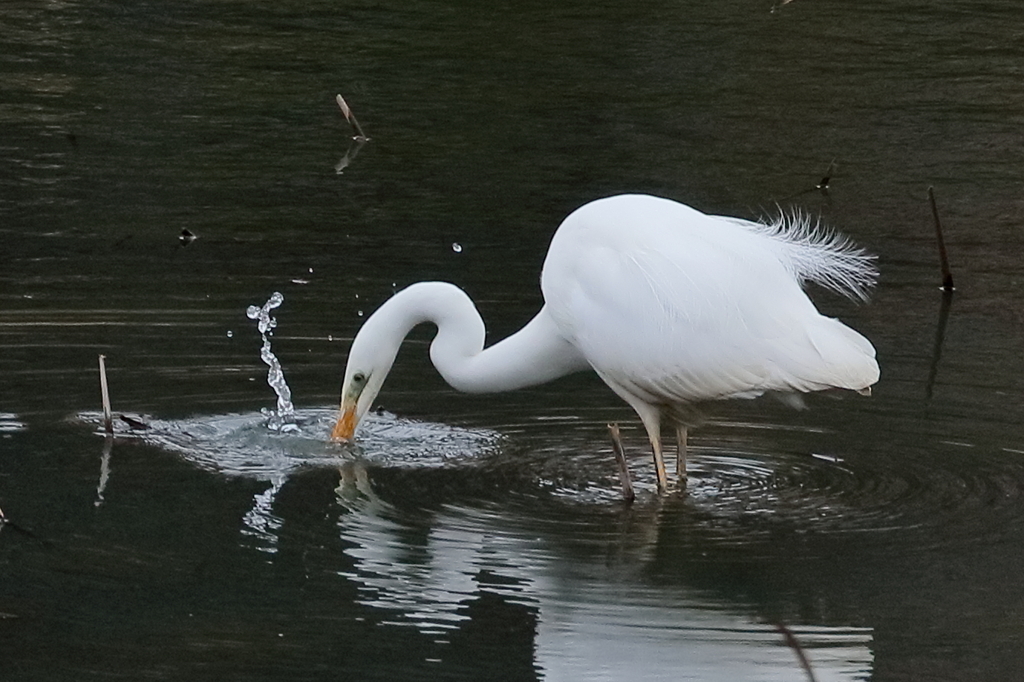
[541, 195, 878, 406]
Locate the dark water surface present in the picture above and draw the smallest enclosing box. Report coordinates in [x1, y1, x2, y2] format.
[3, 1, 1024, 680]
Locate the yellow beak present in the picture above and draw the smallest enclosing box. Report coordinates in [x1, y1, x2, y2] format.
[331, 401, 358, 441]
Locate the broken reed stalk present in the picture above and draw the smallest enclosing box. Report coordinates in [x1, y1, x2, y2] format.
[928, 186, 955, 291]
[816, 158, 836, 192]
[336, 94, 368, 140]
[98, 354, 113, 434]
[607, 423, 635, 504]
[778, 159, 836, 202]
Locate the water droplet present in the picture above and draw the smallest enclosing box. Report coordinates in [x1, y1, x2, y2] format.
[451, 242, 462, 253]
[327, 335, 333, 342]
[246, 306, 260, 320]
[226, 330, 233, 338]
[355, 293, 360, 299]
[308, 267, 313, 273]
[357, 310, 364, 317]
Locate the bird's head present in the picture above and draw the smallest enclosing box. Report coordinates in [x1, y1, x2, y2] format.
[329, 281, 478, 442]
[330, 312, 400, 442]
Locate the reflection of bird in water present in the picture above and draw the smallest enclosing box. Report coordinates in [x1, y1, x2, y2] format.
[332, 194, 879, 493]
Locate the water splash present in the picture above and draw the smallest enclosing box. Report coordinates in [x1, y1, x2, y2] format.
[75, 408, 502, 481]
[246, 292, 297, 432]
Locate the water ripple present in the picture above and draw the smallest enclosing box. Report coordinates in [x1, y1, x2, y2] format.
[677, 446, 1024, 548]
[74, 409, 1024, 545]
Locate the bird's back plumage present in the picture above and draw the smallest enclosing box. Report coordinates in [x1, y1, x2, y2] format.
[540, 194, 879, 408]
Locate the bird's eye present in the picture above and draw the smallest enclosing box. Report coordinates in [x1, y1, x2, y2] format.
[352, 372, 366, 385]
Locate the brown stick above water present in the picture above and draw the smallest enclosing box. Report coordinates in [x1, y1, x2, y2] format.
[336, 94, 368, 141]
[99, 354, 113, 434]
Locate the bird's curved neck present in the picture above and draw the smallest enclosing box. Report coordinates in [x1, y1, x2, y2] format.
[364, 282, 588, 394]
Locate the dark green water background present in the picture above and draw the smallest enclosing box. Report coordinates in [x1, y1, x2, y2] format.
[3, 1, 1024, 680]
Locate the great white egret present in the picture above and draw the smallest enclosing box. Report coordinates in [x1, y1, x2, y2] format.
[331, 194, 879, 493]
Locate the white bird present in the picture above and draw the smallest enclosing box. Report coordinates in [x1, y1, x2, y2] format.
[331, 194, 879, 493]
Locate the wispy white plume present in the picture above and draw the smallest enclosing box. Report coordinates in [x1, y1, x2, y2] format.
[724, 210, 878, 302]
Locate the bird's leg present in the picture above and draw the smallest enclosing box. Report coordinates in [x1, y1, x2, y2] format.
[675, 425, 688, 483]
[648, 432, 668, 494]
[607, 424, 635, 504]
[607, 387, 668, 494]
[632, 408, 668, 494]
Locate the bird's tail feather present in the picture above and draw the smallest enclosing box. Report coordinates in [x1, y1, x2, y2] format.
[725, 211, 878, 302]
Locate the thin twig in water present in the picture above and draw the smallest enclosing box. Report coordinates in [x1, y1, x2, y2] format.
[119, 414, 150, 431]
[928, 186, 955, 291]
[335, 136, 368, 174]
[0, 507, 39, 540]
[925, 289, 954, 401]
[96, 436, 113, 508]
[336, 94, 369, 141]
[816, 159, 836, 193]
[779, 159, 837, 202]
[99, 354, 113, 435]
[776, 622, 819, 682]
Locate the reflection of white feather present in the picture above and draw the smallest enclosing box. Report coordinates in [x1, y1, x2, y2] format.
[335, 500, 874, 680]
[337, 510, 495, 633]
[77, 408, 874, 678]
